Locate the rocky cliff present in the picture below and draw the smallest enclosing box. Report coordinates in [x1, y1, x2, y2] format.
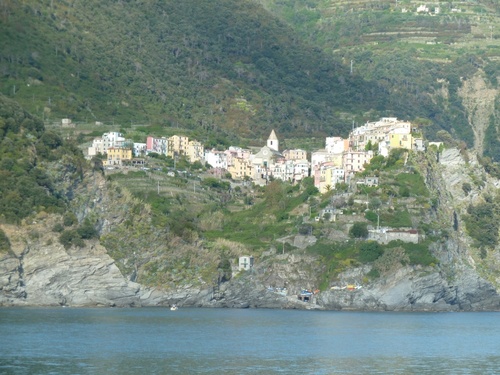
[1, 149, 500, 311]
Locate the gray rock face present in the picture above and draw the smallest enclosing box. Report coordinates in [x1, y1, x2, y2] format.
[317, 266, 500, 312]
[1, 233, 499, 310]
[1, 145, 500, 311]
[0, 223, 152, 307]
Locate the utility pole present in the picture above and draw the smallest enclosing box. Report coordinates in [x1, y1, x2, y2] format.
[350, 60, 353, 75]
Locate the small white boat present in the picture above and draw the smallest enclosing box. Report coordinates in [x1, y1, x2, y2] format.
[170, 304, 178, 311]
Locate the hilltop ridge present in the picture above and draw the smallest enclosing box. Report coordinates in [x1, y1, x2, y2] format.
[1, 0, 499, 155]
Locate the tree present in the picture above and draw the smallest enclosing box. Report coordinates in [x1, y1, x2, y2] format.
[359, 241, 383, 263]
[349, 222, 368, 239]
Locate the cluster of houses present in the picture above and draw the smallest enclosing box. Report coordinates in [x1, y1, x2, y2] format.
[86, 117, 428, 191]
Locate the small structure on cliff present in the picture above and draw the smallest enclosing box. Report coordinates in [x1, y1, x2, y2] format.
[368, 227, 420, 244]
[238, 256, 254, 271]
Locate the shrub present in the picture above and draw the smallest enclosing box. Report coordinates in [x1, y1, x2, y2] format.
[365, 210, 378, 223]
[77, 218, 99, 239]
[63, 212, 77, 227]
[464, 202, 499, 248]
[52, 223, 64, 233]
[462, 182, 472, 196]
[59, 229, 85, 249]
[298, 224, 312, 235]
[359, 241, 384, 263]
[349, 222, 368, 239]
[0, 229, 11, 253]
[367, 268, 380, 279]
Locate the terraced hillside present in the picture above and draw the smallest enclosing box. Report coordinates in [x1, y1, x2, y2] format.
[258, 0, 500, 57]
[257, 0, 500, 158]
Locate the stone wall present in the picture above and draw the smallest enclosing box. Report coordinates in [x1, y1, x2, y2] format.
[368, 228, 419, 244]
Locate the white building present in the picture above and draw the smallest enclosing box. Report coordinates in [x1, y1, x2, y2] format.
[238, 256, 254, 271]
[311, 149, 332, 171]
[204, 149, 228, 170]
[349, 117, 411, 151]
[343, 150, 374, 181]
[417, 4, 429, 13]
[88, 132, 126, 158]
[133, 143, 147, 157]
[267, 129, 279, 152]
[292, 160, 310, 182]
[325, 137, 348, 154]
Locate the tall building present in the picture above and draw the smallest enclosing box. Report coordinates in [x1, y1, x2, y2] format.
[267, 130, 279, 152]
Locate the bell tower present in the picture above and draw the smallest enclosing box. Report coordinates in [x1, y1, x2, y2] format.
[267, 129, 279, 152]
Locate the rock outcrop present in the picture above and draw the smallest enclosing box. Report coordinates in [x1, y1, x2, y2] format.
[1, 148, 499, 311]
[3, 219, 498, 311]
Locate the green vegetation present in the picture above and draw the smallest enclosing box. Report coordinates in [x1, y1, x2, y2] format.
[395, 240, 437, 267]
[464, 195, 500, 248]
[58, 218, 99, 249]
[0, 229, 11, 253]
[0, 95, 85, 224]
[2, 0, 500, 293]
[349, 222, 369, 239]
[1, 0, 499, 155]
[0, 0, 388, 142]
[258, 0, 500, 154]
[359, 241, 384, 263]
[204, 178, 317, 248]
[308, 236, 437, 289]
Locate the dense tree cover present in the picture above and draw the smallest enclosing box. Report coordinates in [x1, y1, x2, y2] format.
[483, 116, 500, 163]
[1, 0, 498, 149]
[0, 0, 392, 142]
[257, 0, 500, 151]
[0, 95, 84, 223]
[464, 195, 500, 248]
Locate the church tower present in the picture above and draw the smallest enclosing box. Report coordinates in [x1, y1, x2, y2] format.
[267, 129, 279, 152]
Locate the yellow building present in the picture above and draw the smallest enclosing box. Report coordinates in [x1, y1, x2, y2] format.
[389, 133, 413, 150]
[315, 163, 345, 194]
[105, 147, 132, 166]
[283, 149, 307, 161]
[186, 140, 204, 163]
[168, 135, 189, 157]
[228, 157, 253, 180]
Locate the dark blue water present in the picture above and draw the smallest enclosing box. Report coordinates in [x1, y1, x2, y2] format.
[0, 307, 499, 374]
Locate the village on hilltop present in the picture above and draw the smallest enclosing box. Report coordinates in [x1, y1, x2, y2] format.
[85, 117, 440, 193]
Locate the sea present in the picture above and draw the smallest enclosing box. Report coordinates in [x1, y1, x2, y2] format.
[0, 307, 499, 374]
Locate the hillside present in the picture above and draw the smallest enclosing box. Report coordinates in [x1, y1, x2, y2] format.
[256, 0, 500, 159]
[1, 93, 500, 309]
[1, 0, 499, 155]
[0, 0, 387, 143]
[1, 2, 500, 310]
